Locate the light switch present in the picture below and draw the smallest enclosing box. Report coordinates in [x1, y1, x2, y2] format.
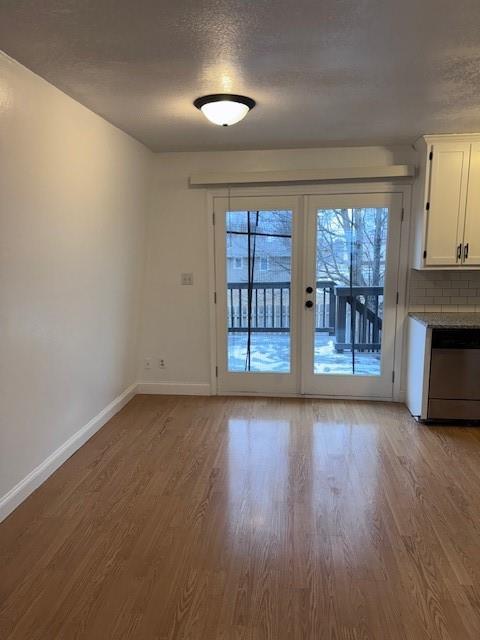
[181, 273, 193, 286]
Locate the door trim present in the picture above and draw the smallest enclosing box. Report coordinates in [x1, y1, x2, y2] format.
[207, 182, 412, 401]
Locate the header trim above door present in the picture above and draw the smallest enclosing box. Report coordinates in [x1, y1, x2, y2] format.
[191, 165, 414, 186]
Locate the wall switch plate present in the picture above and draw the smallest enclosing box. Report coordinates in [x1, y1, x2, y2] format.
[181, 272, 193, 286]
[144, 357, 152, 370]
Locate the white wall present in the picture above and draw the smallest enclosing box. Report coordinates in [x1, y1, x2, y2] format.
[0, 52, 152, 507]
[139, 145, 415, 390]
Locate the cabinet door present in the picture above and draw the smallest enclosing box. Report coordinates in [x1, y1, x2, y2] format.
[463, 142, 480, 265]
[425, 143, 470, 266]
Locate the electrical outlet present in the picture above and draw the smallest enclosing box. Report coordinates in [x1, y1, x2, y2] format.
[144, 357, 152, 370]
[158, 358, 166, 369]
[181, 272, 193, 286]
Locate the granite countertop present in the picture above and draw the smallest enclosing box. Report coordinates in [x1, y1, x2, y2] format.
[409, 312, 480, 329]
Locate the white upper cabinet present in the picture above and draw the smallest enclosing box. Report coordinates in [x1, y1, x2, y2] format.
[412, 135, 480, 269]
[463, 142, 480, 266]
[425, 143, 469, 266]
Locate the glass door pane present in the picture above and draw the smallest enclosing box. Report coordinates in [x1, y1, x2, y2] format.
[226, 209, 293, 373]
[314, 207, 388, 376]
[302, 192, 403, 399]
[214, 195, 299, 396]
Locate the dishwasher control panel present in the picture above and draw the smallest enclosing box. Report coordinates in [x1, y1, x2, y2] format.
[431, 328, 480, 349]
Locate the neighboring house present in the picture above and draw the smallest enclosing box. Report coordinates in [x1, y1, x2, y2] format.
[225, 231, 346, 286]
[226, 233, 291, 283]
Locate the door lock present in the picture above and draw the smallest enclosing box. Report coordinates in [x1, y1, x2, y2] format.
[305, 286, 313, 294]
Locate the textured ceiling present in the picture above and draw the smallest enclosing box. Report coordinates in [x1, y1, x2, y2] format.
[1, 1, 480, 152]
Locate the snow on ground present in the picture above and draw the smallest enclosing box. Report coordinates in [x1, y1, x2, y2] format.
[228, 332, 381, 376]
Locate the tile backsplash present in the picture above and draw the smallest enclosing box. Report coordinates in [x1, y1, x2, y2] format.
[409, 270, 480, 312]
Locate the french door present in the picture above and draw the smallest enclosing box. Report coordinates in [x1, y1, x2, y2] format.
[214, 196, 301, 395]
[213, 190, 403, 398]
[301, 192, 403, 397]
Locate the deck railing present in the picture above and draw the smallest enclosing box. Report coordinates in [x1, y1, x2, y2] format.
[227, 281, 292, 333]
[334, 286, 383, 353]
[227, 281, 383, 351]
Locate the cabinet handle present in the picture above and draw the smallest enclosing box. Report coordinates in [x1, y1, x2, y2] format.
[464, 243, 469, 261]
[457, 244, 462, 262]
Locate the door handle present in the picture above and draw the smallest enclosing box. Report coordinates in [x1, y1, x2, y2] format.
[464, 243, 469, 261]
[457, 244, 462, 262]
[305, 300, 314, 308]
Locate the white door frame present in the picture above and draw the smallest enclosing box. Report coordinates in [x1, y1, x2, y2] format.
[207, 181, 412, 401]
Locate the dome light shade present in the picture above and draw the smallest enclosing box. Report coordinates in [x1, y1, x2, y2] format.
[194, 94, 256, 126]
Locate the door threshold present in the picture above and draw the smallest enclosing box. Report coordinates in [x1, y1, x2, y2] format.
[216, 390, 397, 402]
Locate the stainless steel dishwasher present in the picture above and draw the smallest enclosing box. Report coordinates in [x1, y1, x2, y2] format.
[429, 328, 480, 420]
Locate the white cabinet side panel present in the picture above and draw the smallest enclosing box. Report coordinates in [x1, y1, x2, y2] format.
[406, 318, 427, 417]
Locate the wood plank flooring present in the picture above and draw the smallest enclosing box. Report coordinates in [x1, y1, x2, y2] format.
[1, 395, 480, 639]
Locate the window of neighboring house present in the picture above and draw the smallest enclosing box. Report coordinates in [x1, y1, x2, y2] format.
[258, 257, 269, 271]
[233, 257, 242, 269]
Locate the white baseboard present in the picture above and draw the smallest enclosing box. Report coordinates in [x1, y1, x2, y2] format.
[0, 382, 138, 523]
[137, 381, 211, 395]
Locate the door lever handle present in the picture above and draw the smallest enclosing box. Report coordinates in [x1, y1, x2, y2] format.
[464, 243, 469, 261]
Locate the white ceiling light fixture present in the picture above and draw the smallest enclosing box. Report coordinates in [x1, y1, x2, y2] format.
[194, 94, 256, 127]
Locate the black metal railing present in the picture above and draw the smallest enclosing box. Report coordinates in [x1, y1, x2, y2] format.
[227, 281, 383, 351]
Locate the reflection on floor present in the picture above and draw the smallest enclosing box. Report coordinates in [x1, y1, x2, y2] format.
[1, 395, 480, 639]
[228, 331, 381, 375]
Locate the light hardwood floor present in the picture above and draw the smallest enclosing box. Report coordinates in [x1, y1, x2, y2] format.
[1, 395, 480, 639]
